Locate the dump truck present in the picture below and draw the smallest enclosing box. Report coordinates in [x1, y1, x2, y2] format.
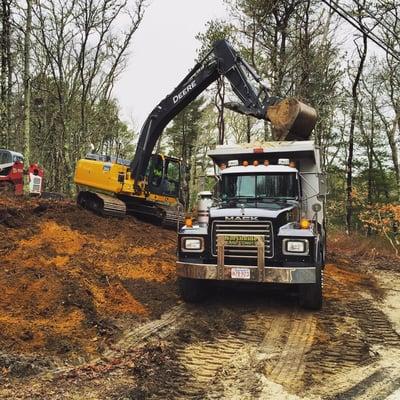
[177, 140, 326, 309]
[74, 39, 316, 224]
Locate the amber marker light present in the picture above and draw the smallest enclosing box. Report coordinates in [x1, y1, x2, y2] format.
[253, 160, 259, 166]
[253, 147, 264, 153]
[185, 216, 193, 228]
[264, 160, 270, 166]
[243, 160, 249, 166]
[300, 219, 311, 229]
[289, 160, 296, 168]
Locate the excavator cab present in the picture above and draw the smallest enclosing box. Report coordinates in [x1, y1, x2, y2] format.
[147, 154, 180, 198]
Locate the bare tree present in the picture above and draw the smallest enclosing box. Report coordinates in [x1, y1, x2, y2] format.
[0, 0, 12, 148]
[345, 17, 368, 233]
[22, 0, 32, 165]
[29, 0, 145, 191]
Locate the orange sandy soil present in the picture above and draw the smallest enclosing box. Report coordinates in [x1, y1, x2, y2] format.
[323, 229, 396, 300]
[0, 196, 177, 361]
[0, 197, 393, 367]
[329, 228, 399, 264]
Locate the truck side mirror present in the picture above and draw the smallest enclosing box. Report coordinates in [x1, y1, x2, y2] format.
[318, 173, 328, 197]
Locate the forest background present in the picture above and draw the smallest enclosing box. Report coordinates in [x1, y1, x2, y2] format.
[1, 0, 399, 252]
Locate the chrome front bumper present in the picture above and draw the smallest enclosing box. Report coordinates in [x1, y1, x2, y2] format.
[177, 234, 316, 284]
[176, 262, 316, 284]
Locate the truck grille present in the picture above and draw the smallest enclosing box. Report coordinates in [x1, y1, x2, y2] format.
[211, 220, 274, 259]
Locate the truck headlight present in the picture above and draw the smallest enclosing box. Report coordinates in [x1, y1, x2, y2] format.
[181, 237, 204, 252]
[283, 239, 309, 255]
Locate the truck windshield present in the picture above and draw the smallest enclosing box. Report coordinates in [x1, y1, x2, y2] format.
[221, 173, 298, 201]
[0, 150, 12, 165]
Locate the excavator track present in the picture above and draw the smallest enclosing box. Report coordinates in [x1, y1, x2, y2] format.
[77, 191, 182, 227]
[118, 193, 183, 226]
[159, 203, 184, 227]
[77, 191, 126, 218]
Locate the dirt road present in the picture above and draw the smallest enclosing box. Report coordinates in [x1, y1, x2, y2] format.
[1, 265, 399, 399]
[0, 199, 399, 399]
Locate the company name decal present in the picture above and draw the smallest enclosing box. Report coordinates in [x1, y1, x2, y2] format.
[173, 81, 197, 104]
[225, 216, 259, 221]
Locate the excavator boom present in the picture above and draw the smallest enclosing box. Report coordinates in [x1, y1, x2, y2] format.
[74, 39, 317, 225]
[130, 39, 317, 186]
[131, 40, 265, 185]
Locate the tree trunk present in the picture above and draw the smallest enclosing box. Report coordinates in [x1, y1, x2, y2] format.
[246, 116, 251, 143]
[359, 102, 374, 235]
[388, 114, 400, 200]
[0, 0, 11, 148]
[23, 0, 32, 166]
[346, 30, 367, 234]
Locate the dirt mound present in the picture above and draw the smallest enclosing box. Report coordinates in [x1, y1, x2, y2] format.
[0, 196, 177, 363]
[328, 229, 399, 272]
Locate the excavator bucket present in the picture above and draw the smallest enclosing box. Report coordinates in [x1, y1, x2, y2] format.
[266, 98, 317, 141]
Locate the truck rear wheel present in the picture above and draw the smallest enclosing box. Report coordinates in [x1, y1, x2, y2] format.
[178, 277, 207, 303]
[299, 267, 323, 310]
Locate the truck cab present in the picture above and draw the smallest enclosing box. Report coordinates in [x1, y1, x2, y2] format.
[177, 140, 326, 309]
[0, 149, 25, 195]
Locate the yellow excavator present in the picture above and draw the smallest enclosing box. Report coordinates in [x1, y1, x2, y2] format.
[74, 153, 181, 223]
[74, 39, 317, 224]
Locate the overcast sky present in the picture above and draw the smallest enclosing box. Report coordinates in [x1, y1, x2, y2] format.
[114, 0, 228, 131]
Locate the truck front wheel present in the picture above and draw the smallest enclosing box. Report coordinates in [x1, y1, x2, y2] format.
[299, 267, 323, 310]
[178, 277, 207, 303]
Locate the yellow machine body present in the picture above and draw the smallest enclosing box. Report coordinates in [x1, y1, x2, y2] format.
[74, 158, 178, 206]
[74, 159, 136, 194]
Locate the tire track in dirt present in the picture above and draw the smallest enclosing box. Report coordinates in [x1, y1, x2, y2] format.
[329, 368, 400, 400]
[154, 312, 273, 399]
[219, 309, 317, 398]
[104, 303, 188, 355]
[147, 305, 318, 399]
[348, 300, 400, 346]
[0, 304, 190, 399]
[267, 312, 316, 391]
[304, 271, 400, 400]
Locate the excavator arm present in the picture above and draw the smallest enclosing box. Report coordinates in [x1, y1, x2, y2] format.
[130, 39, 317, 186]
[74, 39, 316, 223]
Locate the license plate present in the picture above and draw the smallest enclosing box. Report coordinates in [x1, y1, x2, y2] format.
[231, 268, 251, 280]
